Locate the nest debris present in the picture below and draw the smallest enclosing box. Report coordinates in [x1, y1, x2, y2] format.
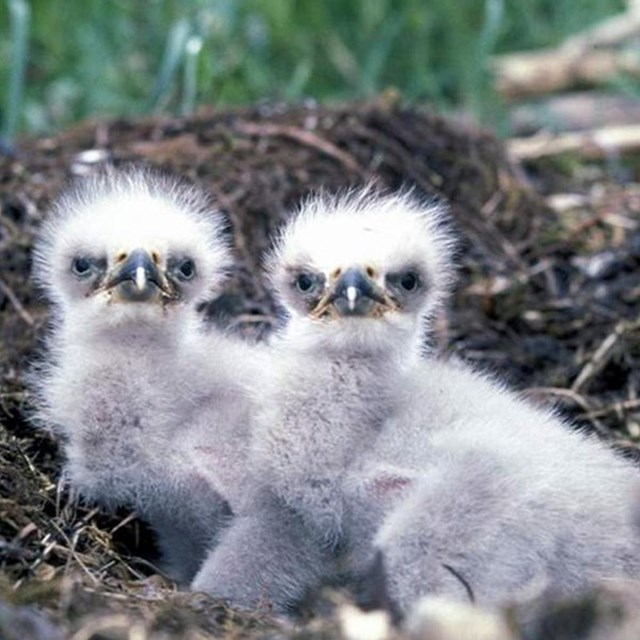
[1, 100, 639, 638]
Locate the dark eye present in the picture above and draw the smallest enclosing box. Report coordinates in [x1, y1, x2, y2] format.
[71, 256, 92, 277]
[177, 258, 196, 281]
[400, 271, 419, 292]
[296, 273, 315, 293]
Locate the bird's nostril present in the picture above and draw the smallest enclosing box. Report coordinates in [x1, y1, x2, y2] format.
[116, 252, 127, 264]
[366, 266, 377, 278]
[151, 251, 161, 264]
[331, 267, 342, 279]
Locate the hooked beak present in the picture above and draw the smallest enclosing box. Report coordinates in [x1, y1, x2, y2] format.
[311, 267, 396, 318]
[101, 249, 177, 302]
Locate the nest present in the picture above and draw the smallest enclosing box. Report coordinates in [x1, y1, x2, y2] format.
[1, 100, 639, 638]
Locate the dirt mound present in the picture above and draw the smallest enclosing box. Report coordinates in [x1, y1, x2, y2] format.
[1, 100, 639, 638]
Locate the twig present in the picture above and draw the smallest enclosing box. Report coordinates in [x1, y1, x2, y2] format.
[494, 49, 640, 100]
[235, 122, 365, 177]
[0, 275, 35, 326]
[14, 438, 55, 490]
[522, 386, 594, 413]
[47, 518, 100, 585]
[77, 507, 101, 527]
[586, 398, 640, 419]
[508, 125, 640, 161]
[521, 386, 610, 437]
[572, 318, 640, 393]
[69, 615, 145, 640]
[108, 510, 138, 535]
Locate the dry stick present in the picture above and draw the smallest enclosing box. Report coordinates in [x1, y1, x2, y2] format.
[235, 122, 366, 177]
[94, 552, 148, 582]
[0, 275, 34, 326]
[69, 615, 145, 640]
[521, 386, 610, 437]
[47, 517, 100, 585]
[120, 556, 165, 580]
[537, 194, 639, 261]
[586, 397, 640, 420]
[522, 386, 594, 412]
[572, 318, 640, 393]
[508, 125, 640, 161]
[14, 535, 58, 589]
[349, 121, 445, 193]
[14, 439, 55, 491]
[494, 49, 640, 100]
[493, 0, 640, 101]
[82, 585, 164, 601]
[513, 93, 640, 139]
[84, 528, 149, 582]
[77, 507, 101, 527]
[0, 390, 27, 403]
[55, 476, 69, 520]
[108, 510, 138, 535]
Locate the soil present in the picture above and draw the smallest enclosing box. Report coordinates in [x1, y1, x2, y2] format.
[1, 99, 640, 638]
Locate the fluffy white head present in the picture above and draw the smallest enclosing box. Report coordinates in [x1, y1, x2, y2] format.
[268, 187, 456, 354]
[33, 167, 231, 334]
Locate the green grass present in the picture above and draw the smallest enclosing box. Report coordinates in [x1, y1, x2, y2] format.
[0, 0, 627, 138]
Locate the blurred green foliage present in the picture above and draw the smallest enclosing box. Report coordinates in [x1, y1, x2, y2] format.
[0, 0, 627, 137]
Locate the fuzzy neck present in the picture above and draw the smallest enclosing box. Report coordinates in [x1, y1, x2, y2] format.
[58, 305, 200, 353]
[281, 317, 420, 374]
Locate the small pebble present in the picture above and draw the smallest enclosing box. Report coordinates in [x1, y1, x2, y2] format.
[338, 603, 392, 640]
[404, 596, 514, 640]
[572, 251, 625, 280]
